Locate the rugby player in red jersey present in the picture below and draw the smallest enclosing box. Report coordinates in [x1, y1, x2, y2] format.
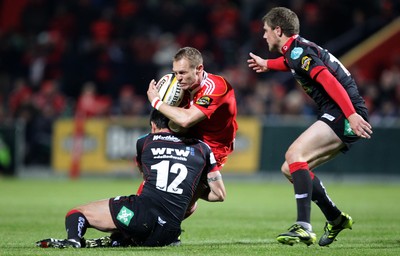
[147, 46, 238, 217]
[247, 7, 372, 247]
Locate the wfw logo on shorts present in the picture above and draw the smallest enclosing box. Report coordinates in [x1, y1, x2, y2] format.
[116, 206, 134, 226]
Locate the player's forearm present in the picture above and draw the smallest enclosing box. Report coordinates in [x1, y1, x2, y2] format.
[158, 104, 201, 128]
[207, 173, 226, 202]
[207, 189, 225, 202]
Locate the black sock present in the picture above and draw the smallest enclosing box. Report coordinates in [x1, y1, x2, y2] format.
[65, 210, 88, 242]
[311, 175, 341, 221]
[291, 169, 312, 224]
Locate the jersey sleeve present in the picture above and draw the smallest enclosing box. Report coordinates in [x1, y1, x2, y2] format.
[267, 56, 290, 71]
[315, 69, 356, 117]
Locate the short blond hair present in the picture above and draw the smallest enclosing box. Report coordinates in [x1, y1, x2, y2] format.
[173, 47, 203, 69]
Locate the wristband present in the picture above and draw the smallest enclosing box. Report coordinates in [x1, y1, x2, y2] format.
[151, 97, 163, 110]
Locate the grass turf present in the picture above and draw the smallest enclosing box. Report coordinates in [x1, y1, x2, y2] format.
[1, 177, 400, 255]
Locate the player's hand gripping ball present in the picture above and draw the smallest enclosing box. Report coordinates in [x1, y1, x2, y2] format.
[156, 73, 184, 106]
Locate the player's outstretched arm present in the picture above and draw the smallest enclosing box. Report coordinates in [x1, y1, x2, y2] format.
[247, 52, 269, 73]
[248, 53, 289, 72]
[207, 171, 226, 202]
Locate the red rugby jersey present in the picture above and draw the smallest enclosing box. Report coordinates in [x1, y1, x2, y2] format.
[182, 71, 238, 161]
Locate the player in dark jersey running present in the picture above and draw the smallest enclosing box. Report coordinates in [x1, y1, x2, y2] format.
[247, 7, 372, 246]
[36, 110, 226, 248]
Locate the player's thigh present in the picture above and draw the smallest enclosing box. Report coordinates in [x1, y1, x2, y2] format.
[76, 199, 116, 232]
[308, 148, 341, 170]
[285, 120, 344, 164]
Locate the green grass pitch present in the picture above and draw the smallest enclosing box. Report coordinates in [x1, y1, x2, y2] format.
[1, 177, 400, 255]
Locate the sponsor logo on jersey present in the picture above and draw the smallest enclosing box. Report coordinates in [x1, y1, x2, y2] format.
[116, 206, 134, 226]
[301, 56, 312, 71]
[189, 146, 195, 156]
[151, 147, 190, 157]
[196, 96, 212, 107]
[151, 147, 191, 161]
[290, 47, 303, 60]
[153, 134, 181, 142]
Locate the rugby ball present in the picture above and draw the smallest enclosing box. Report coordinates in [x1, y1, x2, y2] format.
[156, 73, 184, 106]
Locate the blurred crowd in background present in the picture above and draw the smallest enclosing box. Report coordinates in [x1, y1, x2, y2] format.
[0, 0, 399, 165]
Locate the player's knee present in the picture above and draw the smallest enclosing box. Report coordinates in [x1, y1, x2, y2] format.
[284, 147, 305, 164]
[281, 162, 292, 181]
[281, 162, 288, 175]
[284, 149, 295, 163]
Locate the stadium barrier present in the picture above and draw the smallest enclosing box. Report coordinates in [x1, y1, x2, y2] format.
[260, 117, 399, 174]
[51, 117, 261, 175]
[2, 117, 397, 176]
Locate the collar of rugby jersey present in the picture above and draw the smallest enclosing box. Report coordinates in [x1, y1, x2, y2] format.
[281, 35, 299, 54]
